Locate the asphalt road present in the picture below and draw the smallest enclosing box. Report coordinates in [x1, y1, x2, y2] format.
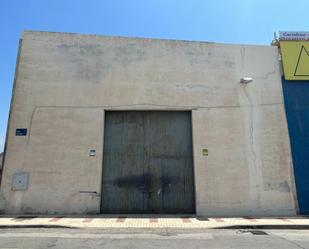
[0, 228, 308, 249]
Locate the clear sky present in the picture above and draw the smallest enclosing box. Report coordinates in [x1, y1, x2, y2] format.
[0, 0, 308, 151]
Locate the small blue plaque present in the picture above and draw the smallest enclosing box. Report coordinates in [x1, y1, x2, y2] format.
[15, 128, 27, 136]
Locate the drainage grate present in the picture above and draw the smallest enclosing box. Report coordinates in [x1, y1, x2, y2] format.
[250, 230, 268, 235]
[237, 229, 268, 235]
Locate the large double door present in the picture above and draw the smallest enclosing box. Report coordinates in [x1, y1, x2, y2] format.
[101, 111, 195, 213]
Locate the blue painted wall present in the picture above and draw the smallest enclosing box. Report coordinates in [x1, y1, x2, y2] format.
[282, 78, 309, 214]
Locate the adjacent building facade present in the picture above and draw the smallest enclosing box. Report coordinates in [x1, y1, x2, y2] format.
[0, 31, 302, 216]
[0, 153, 3, 180]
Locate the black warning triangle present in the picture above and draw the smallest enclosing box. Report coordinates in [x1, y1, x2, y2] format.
[294, 45, 309, 76]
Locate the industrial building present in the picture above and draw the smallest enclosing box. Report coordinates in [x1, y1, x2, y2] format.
[0, 31, 308, 216]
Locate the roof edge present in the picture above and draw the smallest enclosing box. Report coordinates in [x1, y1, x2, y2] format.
[21, 30, 273, 48]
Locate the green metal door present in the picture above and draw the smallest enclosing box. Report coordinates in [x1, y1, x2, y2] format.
[101, 111, 195, 214]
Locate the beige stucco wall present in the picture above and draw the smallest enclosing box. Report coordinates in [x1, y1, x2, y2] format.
[0, 31, 297, 215]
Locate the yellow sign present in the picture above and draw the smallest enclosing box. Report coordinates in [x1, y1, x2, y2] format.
[280, 41, 309, 80]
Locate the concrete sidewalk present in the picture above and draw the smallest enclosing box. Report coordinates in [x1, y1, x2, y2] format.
[0, 215, 308, 229]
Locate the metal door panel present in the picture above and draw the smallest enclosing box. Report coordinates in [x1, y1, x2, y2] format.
[147, 112, 195, 213]
[101, 111, 195, 213]
[101, 112, 147, 213]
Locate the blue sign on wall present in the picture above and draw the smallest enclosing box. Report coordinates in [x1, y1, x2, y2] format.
[282, 78, 309, 214]
[15, 128, 27, 136]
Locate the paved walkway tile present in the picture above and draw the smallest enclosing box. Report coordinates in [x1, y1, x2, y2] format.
[83, 218, 93, 223]
[181, 217, 192, 223]
[277, 217, 291, 222]
[1, 215, 309, 229]
[116, 216, 126, 223]
[243, 216, 257, 222]
[212, 218, 224, 223]
[149, 218, 158, 223]
[49, 216, 64, 222]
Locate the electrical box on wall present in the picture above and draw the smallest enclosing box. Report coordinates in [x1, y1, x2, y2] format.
[12, 172, 29, 191]
[89, 149, 96, 156]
